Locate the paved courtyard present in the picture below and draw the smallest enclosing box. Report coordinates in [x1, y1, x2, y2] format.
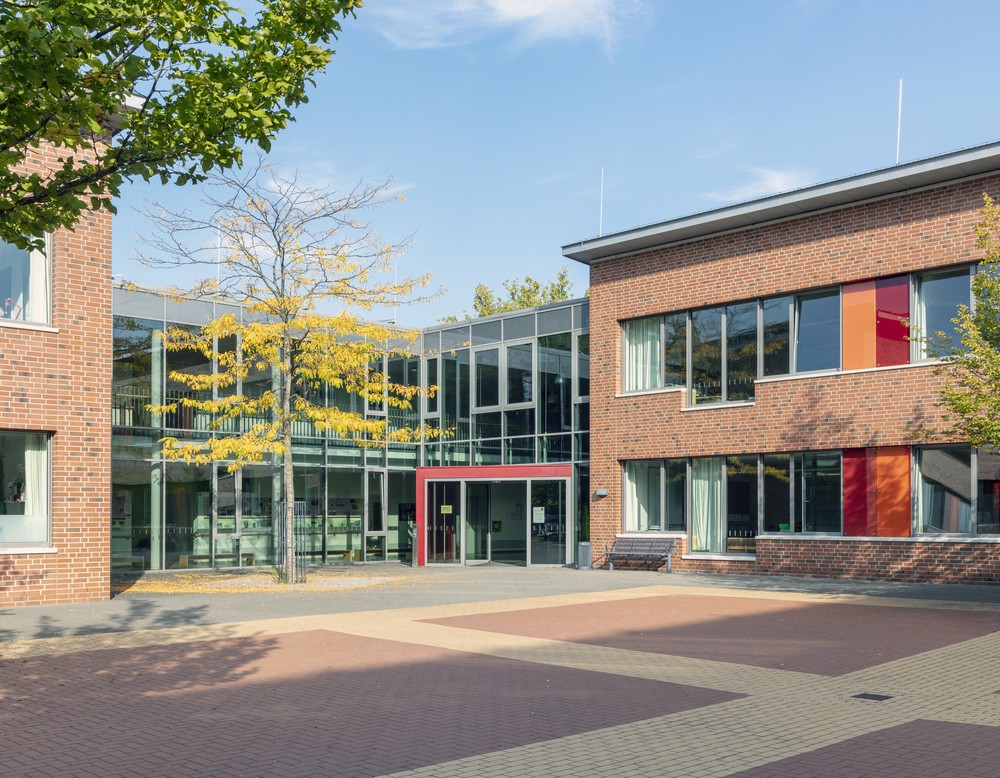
[3, 566, 1000, 777]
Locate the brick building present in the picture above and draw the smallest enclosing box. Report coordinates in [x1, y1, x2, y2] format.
[564, 142, 1000, 584]
[0, 146, 112, 605]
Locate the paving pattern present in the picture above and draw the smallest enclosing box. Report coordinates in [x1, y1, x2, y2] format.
[2, 579, 1000, 777]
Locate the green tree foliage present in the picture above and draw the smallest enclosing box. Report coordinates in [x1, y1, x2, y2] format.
[0, 0, 361, 249]
[143, 163, 436, 583]
[442, 266, 577, 322]
[937, 194, 1000, 450]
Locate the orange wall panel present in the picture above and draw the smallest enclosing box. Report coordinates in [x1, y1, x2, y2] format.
[842, 280, 876, 371]
[876, 447, 911, 537]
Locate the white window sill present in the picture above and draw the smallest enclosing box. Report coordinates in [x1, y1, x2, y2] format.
[680, 400, 755, 412]
[0, 319, 57, 334]
[0, 546, 57, 555]
[682, 553, 756, 561]
[616, 386, 685, 399]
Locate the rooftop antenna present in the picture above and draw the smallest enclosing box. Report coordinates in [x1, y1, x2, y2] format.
[599, 166, 605, 237]
[896, 79, 903, 165]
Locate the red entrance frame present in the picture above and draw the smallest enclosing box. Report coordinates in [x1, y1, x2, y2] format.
[415, 463, 574, 566]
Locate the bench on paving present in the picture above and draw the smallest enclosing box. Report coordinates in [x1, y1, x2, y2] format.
[605, 536, 676, 572]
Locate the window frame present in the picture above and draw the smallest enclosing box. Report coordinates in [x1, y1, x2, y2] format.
[0, 234, 50, 327]
[0, 430, 52, 548]
[910, 265, 975, 362]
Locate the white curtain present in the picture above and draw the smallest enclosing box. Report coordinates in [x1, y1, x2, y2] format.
[23, 433, 47, 517]
[27, 246, 47, 323]
[625, 461, 660, 532]
[625, 318, 662, 391]
[691, 457, 724, 552]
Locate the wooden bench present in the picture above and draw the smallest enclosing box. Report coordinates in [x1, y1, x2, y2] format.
[605, 536, 676, 572]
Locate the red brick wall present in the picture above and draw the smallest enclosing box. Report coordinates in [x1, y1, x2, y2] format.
[587, 174, 997, 576]
[0, 145, 111, 605]
[596, 537, 1000, 584]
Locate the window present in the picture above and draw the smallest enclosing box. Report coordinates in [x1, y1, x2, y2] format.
[690, 307, 723, 404]
[506, 343, 533, 405]
[913, 267, 972, 359]
[914, 445, 998, 535]
[794, 451, 842, 532]
[0, 239, 48, 324]
[762, 297, 791, 376]
[623, 459, 686, 532]
[795, 290, 840, 372]
[0, 431, 49, 545]
[623, 317, 662, 392]
[474, 348, 500, 408]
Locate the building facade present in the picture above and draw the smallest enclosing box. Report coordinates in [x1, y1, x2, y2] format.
[0, 146, 112, 606]
[111, 289, 590, 572]
[565, 143, 1000, 584]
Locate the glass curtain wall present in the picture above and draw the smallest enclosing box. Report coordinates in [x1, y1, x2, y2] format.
[112, 295, 590, 570]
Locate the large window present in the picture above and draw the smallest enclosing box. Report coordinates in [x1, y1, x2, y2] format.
[0, 431, 49, 545]
[624, 459, 686, 532]
[0, 239, 48, 324]
[913, 267, 973, 359]
[624, 288, 845, 403]
[915, 445, 998, 535]
[625, 450, 842, 550]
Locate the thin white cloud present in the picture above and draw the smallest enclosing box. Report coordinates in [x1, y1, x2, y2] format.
[703, 167, 815, 203]
[371, 0, 646, 52]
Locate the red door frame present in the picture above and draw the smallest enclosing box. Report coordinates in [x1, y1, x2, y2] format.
[415, 463, 574, 566]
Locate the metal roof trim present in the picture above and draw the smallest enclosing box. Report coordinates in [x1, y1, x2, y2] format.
[562, 141, 1000, 264]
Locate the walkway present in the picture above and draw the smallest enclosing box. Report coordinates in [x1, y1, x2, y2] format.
[2, 566, 1000, 777]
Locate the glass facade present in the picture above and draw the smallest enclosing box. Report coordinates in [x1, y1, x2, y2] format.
[111, 289, 589, 570]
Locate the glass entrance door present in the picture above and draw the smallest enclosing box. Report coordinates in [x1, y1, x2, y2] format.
[488, 480, 527, 566]
[530, 480, 567, 565]
[428, 481, 460, 563]
[465, 482, 490, 564]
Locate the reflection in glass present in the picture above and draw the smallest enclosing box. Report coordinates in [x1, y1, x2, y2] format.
[726, 455, 758, 551]
[539, 334, 572, 434]
[795, 452, 841, 532]
[690, 307, 723, 404]
[917, 446, 972, 533]
[762, 454, 791, 532]
[726, 303, 757, 401]
[916, 268, 971, 358]
[796, 291, 840, 372]
[762, 297, 791, 376]
[663, 314, 686, 388]
[506, 343, 533, 404]
[577, 334, 590, 398]
[978, 448, 1000, 535]
[475, 348, 500, 407]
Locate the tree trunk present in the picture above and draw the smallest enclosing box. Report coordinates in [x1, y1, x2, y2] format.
[282, 336, 296, 584]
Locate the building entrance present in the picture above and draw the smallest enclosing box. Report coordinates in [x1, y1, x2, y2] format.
[422, 472, 570, 566]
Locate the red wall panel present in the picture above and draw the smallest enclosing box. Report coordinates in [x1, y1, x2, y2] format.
[876, 275, 910, 367]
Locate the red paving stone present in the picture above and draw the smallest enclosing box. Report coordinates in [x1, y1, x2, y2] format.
[426, 594, 1000, 675]
[0, 629, 741, 778]
[730, 720, 1000, 777]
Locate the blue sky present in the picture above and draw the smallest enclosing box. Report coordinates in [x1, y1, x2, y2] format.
[113, 0, 1000, 326]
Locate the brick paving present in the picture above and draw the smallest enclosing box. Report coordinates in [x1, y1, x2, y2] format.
[2, 571, 1000, 777]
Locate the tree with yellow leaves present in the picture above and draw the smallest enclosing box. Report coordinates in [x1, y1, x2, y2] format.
[140, 160, 438, 583]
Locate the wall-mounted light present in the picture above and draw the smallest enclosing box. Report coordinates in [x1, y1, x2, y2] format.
[593, 489, 609, 499]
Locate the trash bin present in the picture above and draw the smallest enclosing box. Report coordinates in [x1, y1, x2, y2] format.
[577, 541, 592, 570]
